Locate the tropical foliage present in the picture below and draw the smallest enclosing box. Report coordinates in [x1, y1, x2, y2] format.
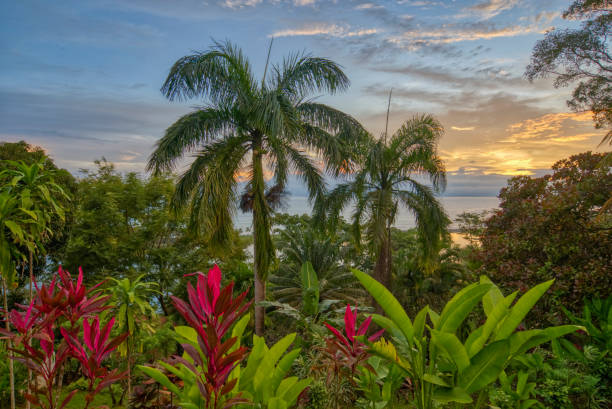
[146, 40, 365, 335]
[1, 26, 611, 409]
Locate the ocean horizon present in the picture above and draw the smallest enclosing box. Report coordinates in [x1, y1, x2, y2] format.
[234, 195, 499, 232]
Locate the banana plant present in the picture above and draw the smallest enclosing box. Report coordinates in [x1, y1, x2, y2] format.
[352, 269, 581, 409]
[237, 332, 311, 409]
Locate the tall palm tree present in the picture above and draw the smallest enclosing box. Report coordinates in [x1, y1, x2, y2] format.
[314, 114, 449, 292]
[147, 40, 364, 335]
[107, 275, 158, 402]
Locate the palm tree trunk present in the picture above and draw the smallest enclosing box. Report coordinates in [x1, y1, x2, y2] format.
[252, 136, 268, 337]
[254, 269, 266, 336]
[2, 276, 16, 409]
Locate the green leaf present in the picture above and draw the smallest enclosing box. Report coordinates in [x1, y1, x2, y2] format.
[510, 325, 580, 356]
[4, 220, 24, 241]
[352, 268, 413, 342]
[269, 348, 301, 395]
[369, 314, 404, 340]
[495, 280, 554, 340]
[423, 374, 450, 387]
[467, 291, 517, 357]
[433, 387, 473, 404]
[137, 366, 181, 395]
[480, 276, 504, 316]
[437, 282, 492, 333]
[240, 335, 266, 390]
[280, 378, 311, 407]
[268, 397, 288, 409]
[458, 340, 509, 394]
[413, 306, 428, 340]
[431, 330, 470, 372]
[252, 333, 296, 394]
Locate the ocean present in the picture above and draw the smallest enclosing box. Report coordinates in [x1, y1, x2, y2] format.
[234, 195, 500, 232]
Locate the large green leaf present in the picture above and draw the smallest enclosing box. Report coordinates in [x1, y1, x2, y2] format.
[413, 306, 429, 340]
[352, 268, 414, 342]
[431, 330, 470, 372]
[467, 292, 517, 357]
[510, 325, 580, 356]
[137, 366, 181, 395]
[369, 314, 404, 340]
[240, 335, 266, 390]
[458, 340, 509, 394]
[495, 280, 554, 340]
[437, 282, 492, 333]
[480, 276, 504, 316]
[253, 333, 296, 392]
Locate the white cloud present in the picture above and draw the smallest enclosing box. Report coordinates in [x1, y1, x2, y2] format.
[222, 0, 262, 9]
[355, 2, 383, 10]
[271, 23, 378, 38]
[451, 126, 475, 131]
[468, 0, 520, 20]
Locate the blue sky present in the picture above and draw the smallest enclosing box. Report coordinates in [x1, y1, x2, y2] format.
[0, 0, 607, 196]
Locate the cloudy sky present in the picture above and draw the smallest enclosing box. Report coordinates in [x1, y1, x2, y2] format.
[0, 0, 607, 196]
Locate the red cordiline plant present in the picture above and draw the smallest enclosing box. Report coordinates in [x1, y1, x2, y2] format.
[0, 266, 127, 409]
[318, 305, 384, 409]
[323, 304, 384, 378]
[165, 265, 252, 409]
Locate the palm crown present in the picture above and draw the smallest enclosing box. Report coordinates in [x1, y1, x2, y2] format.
[315, 114, 449, 288]
[147, 40, 365, 334]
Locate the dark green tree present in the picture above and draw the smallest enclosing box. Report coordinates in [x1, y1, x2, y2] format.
[146, 40, 365, 335]
[61, 160, 239, 312]
[525, 0, 611, 144]
[477, 151, 612, 324]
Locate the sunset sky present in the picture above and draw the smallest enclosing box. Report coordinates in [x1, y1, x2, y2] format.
[0, 0, 607, 196]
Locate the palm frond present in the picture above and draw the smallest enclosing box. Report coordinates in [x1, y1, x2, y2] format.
[161, 40, 256, 105]
[272, 54, 350, 99]
[146, 108, 235, 174]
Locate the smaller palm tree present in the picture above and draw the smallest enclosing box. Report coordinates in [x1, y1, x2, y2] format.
[107, 275, 158, 402]
[270, 221, 363, 308]
[315, 114, 449, 292]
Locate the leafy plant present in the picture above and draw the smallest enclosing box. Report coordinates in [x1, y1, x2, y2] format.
[352, 269, 580, 409]
[354, 355, 405, 409]
[61, 317, 129, 409]
[489, 370, 538, 409]
[1, 266, 125, 409]
[238, 333, 311, 409]
[107, 274, 158, 399]
[139, 265, 252, 409]
[317, 304, 383, 409]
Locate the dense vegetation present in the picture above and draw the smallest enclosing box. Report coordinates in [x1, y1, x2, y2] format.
[1, 2, 611, 407]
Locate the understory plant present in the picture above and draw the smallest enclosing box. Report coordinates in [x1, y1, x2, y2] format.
[139, 265, 310, 409]
[318, 304, 383, 409]
[351, 270, 581, 409]
[1, 266, 127, 409]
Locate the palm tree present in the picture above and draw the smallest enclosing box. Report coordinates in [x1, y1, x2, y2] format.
[314, 114, 449, 293]
[147, 40, 364, 335]
[270, 221, 363, 307]
[107, 275, 158, 402]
